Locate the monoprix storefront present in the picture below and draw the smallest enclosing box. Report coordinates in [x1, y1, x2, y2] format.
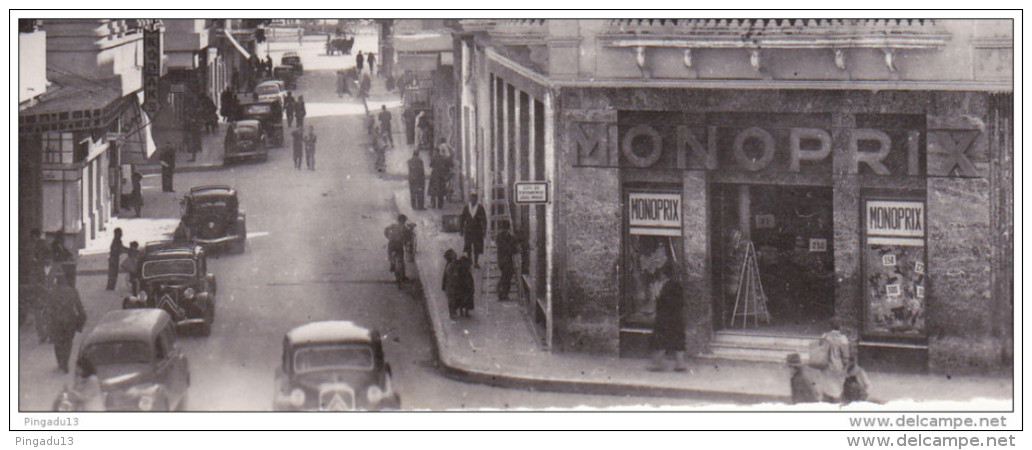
[550, 86, 1012, 374]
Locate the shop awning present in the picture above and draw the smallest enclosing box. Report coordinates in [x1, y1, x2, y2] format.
[118, 92, 158, 162]
[224, 29, 251, 60]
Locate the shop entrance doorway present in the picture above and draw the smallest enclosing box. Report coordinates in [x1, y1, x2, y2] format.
[711, 184, 835, 336]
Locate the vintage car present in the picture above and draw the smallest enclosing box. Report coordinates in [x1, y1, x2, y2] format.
[255, 79, 287, 105]
[274, 321, 400, 411]
[180, 185, 247, 253]
[55, 309, 190, 411]
[123, 241, 217, 336]
[281, 51, 303, 74]
[239, 99, 283, 147]
[273, 65, 297, 90]
[224, 120, 268, 164]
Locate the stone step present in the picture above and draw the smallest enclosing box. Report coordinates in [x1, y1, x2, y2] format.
[713, 331, 817, 349]
[702, 331, 820, 364]
[698, 346, 806, 364]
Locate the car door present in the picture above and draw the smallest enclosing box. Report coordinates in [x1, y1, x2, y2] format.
[154, 325, 187, 407]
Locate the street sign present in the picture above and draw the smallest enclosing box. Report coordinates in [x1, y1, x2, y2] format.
[514, 181, 549, 204]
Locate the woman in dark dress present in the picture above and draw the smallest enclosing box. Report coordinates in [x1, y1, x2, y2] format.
[454, 252, 475, 317]
[648, 262, 687, 372]
[442, 249, 459, 318]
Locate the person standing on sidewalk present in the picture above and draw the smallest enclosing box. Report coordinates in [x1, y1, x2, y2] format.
[384, 214, 412, 288]
[46, 269, 86, 373]
[159, 146, 176, 192]
[647, 262, 687, 372]
[494, 221, 521, 301]
[378, 105, 394, 148]
[407, 150, 425, 210]
[442, 249, 459, 318]
[355, 51, 365, 73]
[121, 241, 141, 295]
[787, 353, 821, 404]
[455, 252, 475, 317]
[105, 228, 127, 291]
[50, 229, 75, 287]
[428, 149, 449, 209]
[284, 91, 296, 128]
[403, 107, 416, 145]
[28, 228, 52, 343]
[304, 126, 317, 170]
[130, 171, 144, 217]
[295, 96, 307, 129]
[367, 52, 376, 76]
[291, 127, 304, 170]
[460, 193, 487, 268]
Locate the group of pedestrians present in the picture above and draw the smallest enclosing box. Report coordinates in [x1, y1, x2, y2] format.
[291, 125, 318, 170]
[284, 91, 307, 128]
[407, 139, 454, 211]
[786, 321, 872, 404]
[21, 229, 87, 374]
[355, 50, 377, 76]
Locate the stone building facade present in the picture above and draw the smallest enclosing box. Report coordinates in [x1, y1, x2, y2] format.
[449, 19, 1012, 373]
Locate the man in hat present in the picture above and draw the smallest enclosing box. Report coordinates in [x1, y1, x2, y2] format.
[787, 353, 822, 404]
[105, 228, 127, 290]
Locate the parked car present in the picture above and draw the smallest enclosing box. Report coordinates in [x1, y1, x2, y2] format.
[54, 309, 190, 411]
[255, 79, 287, 105]
[180, 185, 247, 254]
[123, 241, 217, 336]
[273, 321, 400, 411]
[281, 51, 303, 74]
[224, 120, 268, 164]
[240, 100, 283, 147]
[273, 65, 297, 90]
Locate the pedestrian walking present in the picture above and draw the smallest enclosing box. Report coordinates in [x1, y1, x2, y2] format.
[291, 127, 304, 170]
[415, 110, 429, 151]
[356, 51, 364, 73]
[360, 73, 371, 99]
[428, 148, 451, 209]
[51, 229, 73, 263]
[407, 150, 425, 210]
[220, 88, 235, 122]
[130, 171, 143, 217]
[105, 228, 127, 291]
[159, 146, 176, 192]
[284, 91, 296, 128]
[297, 27, 303, 46]
[378, 105, 394, 147]
[647, 261, 687, 372]
[384, 214, 413, 288]
[494, 222, 521, 301]
[442, 249, 460, 318]
[46, 270, 86, 373]
[810, 320, 851, 402]
[454, 252, 475, 317]
[200, 94, 219, 134]
[304, 126, 317, 170]
[295, 96, 307, 128]
[266, 56, 274, 76]
[459, 193, 487, 268]
[787, 353, 822, 404]
[367, 52, 376, 76]
[403, 107, 416, 145]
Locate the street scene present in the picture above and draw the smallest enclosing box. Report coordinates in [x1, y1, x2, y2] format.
[16, 18, 1014, 414]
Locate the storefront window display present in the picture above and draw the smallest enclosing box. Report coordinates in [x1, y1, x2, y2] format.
[863, 199, 927, 336]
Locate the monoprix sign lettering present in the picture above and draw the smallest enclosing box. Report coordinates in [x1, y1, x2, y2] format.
[628, 192, 681, 236]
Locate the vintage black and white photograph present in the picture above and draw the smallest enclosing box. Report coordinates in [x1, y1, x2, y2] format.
[10, 9, 1019, 437]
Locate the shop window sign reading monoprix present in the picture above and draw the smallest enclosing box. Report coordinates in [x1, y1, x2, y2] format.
[628, 192, 682, 236]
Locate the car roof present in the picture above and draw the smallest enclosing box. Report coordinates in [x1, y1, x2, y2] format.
[85, 309, 170, 346]
[274, 65, 293, 70]
[142, 242, 198, 259]
[283, 52, 299, 57]
[257, 80, 283, 87]
[233, 119, 261, 128]
[189, 185, 236, 197]
[286, 321, 373, 345]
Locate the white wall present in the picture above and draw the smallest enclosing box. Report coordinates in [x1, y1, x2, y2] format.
[19, 30, 47, 103]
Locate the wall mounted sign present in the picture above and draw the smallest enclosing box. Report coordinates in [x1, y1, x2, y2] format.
[809, 238, 827, 252]
[514, 181, 549, 204]
[755, 214, 776, 229]
[628, 192, 682, 236]
[142, 28, 164, 117]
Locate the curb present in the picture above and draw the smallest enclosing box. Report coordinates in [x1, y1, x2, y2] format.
[136, 163, 225, 176]
[391, 190, 790, 404]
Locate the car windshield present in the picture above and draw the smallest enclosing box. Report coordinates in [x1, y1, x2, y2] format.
[84, 341, 151, 366]
[236, 126, 259, 137]
[142, 259, 196, 278]
[293, 345, 374, 373]
[283, 56, 299, 63]
[245, 104, 272, 115]
[257, 85, 280, 95]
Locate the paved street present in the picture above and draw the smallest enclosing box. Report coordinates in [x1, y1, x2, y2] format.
[17, 34, 704, 411]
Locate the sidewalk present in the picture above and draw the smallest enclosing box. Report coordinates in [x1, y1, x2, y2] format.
[136, 120, 227, 175]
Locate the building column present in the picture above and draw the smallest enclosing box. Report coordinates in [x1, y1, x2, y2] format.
[831, 112, 862, 342]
